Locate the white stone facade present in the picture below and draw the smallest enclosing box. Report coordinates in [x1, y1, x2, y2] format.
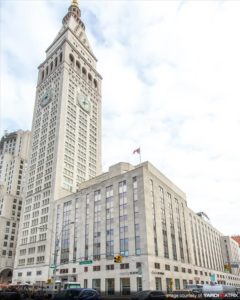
[13, 162, 240, 292]
[220, 236, 240, 275]
[0, 130, 31, 282]
[13, 1, 102, 284]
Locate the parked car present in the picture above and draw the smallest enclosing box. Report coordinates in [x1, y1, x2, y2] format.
[0, 291, 21, 299]
[130, 290, 166, 300]
[53, 288, 101, 300]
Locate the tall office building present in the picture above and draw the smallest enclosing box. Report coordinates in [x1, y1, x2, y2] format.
[13, 0, 102, 283]
[0, 130, 31, 283]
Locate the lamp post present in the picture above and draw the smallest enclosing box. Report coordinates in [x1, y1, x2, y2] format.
[51, 221, 75, 296]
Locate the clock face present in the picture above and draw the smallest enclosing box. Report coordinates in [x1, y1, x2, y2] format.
[41, 89, 52, 107]
[78, 94, 91, 113]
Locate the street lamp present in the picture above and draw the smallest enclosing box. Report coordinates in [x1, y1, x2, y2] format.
[52, 221, 75, 296]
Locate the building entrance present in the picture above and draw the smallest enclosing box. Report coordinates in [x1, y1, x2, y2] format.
[0, 268, 12, 284]
[120, 278, 130, 295]
[105, 278, 114, 295]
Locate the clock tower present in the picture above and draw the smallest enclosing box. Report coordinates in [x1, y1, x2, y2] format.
[13, 0, 102, 283]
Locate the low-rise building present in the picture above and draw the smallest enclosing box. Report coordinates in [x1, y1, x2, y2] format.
[12, 161, 240, 292]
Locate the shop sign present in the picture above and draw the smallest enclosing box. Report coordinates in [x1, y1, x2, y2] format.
[151, 271, 164, 275]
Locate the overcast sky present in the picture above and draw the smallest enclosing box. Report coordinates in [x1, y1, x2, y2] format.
[1, 0, 240, 235]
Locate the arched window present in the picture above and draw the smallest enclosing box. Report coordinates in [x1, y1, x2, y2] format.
[50, 62, 53, 71]
[46, 66, 49, 76]
[41, 71, 44, 81]
[59, 53, 63, 63]
[93, 79, 98, 89]
[88, 73, 92, 81]
[69, 54, 74, 63]
[55, 57, 58, 67]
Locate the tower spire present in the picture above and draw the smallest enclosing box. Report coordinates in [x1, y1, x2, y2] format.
[72, 0, 78, 6]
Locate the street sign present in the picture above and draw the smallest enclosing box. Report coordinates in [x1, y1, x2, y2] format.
[50, 264, 56, 268]
[79, 260, 93, 265]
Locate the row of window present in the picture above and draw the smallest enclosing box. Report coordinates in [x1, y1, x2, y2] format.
[68, 54, 98, 90]
[18, 270, 42, 277]
[40, 52, 63, 82]
[18, 255, 45, 265]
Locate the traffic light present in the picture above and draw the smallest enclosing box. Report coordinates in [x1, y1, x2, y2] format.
[224, 264, 231, 273]
[114, 255, 122, 263]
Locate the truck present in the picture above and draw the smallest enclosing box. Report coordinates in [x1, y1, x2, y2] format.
[63, 282, 81, 290]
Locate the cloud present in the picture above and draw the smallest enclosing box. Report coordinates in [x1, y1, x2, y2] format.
[1, 0, 240, 235]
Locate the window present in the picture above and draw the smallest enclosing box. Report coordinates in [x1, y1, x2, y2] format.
[93, 266, 101, 271]
[37, 256, 45, 263]
[174, 266, 179, 272]
[155, 278, 162, 291]
[175, 279, 180, 290]
[18, 273, 22, 277]
[120, 263, 129, 269]
[165, 264, 170, 271]
[84, 267, 88, 272]
[76, 61, 80, 69]
[183, 279, 187, 289]
[182, 268, 186, 273]
[106, 264, 114, 270]
[137, 277, 142, 292]
[155, 263, 160, 269]
[36, 271, 42, 275]
[136, 262, 142, 268]
[82, 67, 87, 75]
[27, 272, 32, 276]
[38, 245, 45, 252]
[69, 54, 74, 63]
[28, 247, 35, 254]
[93, 79, 98, 89]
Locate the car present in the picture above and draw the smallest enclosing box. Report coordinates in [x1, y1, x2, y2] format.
[0, 291, 21, 299]
[53, 288, 101, 300]
[130, 290, 166, 300]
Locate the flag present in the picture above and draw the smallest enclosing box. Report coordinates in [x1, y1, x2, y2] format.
[133, 148, 140, 155]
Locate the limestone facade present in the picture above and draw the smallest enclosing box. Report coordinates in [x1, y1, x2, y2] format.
[13, 0, 102, 283]
[13, 162, 240, 291]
